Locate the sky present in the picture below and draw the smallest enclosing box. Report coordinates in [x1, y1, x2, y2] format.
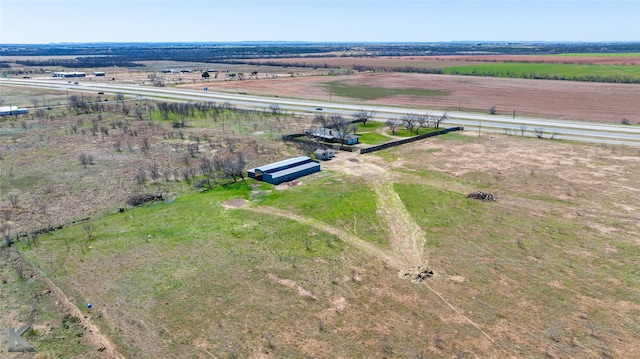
[1, 0, 639, 44]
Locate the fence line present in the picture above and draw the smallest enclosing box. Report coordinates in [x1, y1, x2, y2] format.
[360, 127, 463, 154]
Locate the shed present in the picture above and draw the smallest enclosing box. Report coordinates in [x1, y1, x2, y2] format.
[314, 148, 335, 161]
[0, 106, 29, 116]
[247, 156, 320, 185]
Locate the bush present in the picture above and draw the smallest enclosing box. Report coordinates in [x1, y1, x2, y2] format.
[126, 193, 163, 207]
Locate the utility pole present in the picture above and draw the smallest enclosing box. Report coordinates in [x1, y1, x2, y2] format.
[478, 121, 481, 138]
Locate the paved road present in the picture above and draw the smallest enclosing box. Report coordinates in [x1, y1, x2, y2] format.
[3, 77, 639, 146]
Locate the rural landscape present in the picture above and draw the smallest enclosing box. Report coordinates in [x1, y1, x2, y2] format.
[1, 41, 640, 358]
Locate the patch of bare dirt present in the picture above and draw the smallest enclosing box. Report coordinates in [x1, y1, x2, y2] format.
[266, 273, 318, 300]
[221, 198, 249, 209]
[274, 179, 301, 190]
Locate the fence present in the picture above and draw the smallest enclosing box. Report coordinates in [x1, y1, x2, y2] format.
[360, 127, 463, 154]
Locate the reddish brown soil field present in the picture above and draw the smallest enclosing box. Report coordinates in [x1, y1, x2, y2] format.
[183, 73, 640, 123]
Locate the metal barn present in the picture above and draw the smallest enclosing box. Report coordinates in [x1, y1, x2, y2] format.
[247, 156, 320, 185]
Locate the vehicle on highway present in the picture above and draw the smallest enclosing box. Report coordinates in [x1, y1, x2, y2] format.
[97, 91, 104, 95]
[315, 107, 323, 111]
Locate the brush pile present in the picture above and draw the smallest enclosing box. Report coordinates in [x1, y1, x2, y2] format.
[466, 191, 497, 201]
[400, 265, 434, 283]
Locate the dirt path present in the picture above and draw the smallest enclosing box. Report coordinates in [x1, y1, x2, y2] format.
[35, 267, 126, 359]
[322, 152, 427, 267]
[369, 180, 427, 266]
[242, 206, 405, 270]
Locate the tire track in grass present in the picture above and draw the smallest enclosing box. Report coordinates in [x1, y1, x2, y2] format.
[368, 179, 427, 266]
[243, 206, 405, 271]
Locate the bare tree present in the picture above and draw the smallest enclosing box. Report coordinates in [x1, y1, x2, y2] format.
[31, 98, 39, 108]
[199, 157, 217, 188]
[78, 153, 94, 166]
[534, 127, 544, 138]
[489, 106, 497, 115]
[329, 115, 356, 145]
[433, 112, 448, 129]
[386, 119, 401, 135]
[520, 124, 527, 136]
[219, 152, 247, 182]
[1, 223, 12, 247]
[352, 110, 375, 125]
[186, 143, 199, 157]
[415, 115, 428, 134]
[135, 167, 146, 185]
[269, 104, 281, 115]
[82, 222, 95, 239]
[401, 113, 419, 133]
[7, 193, 19, 208]
[149, 163, 160, 182]
[313, 113, 329, 128]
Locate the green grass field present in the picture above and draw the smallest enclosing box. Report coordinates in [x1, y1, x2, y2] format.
[444, 62, 640, 81]
[556, 53, 640, 58]
[326, 81, 449, 100]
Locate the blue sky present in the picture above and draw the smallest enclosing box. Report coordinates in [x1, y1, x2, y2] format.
[1, 1, 639, 44]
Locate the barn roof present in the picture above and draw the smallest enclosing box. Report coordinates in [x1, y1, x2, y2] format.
[254, 156, 311, 173]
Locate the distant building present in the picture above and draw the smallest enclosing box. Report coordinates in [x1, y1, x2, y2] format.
[94, 71, 106, 76]
[314, 148, 335, 161]
[0, 106, 29, 116]
[247, 156, 320, 185]
[52, 72, 86, 78]
[305, 127, 359, 145]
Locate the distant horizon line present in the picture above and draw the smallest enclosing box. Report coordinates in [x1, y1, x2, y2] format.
[2, 40, 640, 46]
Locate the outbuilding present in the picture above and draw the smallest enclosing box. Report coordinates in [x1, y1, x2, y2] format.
[247, 156, 320, 185]
[0, 106, 29, 116]
[314, 148, 335, 161]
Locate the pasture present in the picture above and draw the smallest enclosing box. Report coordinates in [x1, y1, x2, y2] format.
[6, 101, 640, 356]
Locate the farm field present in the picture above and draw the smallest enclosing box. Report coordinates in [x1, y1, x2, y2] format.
[443, 62, 640, 81]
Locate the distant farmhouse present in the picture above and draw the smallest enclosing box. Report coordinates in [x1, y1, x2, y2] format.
[247, 156, 320, 185]
[0, 106, 29, 116]
[52, 72, 86, 78]
[305, 127, 359, 145]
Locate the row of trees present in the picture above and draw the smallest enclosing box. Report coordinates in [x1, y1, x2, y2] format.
[386, 112, 448, 134]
